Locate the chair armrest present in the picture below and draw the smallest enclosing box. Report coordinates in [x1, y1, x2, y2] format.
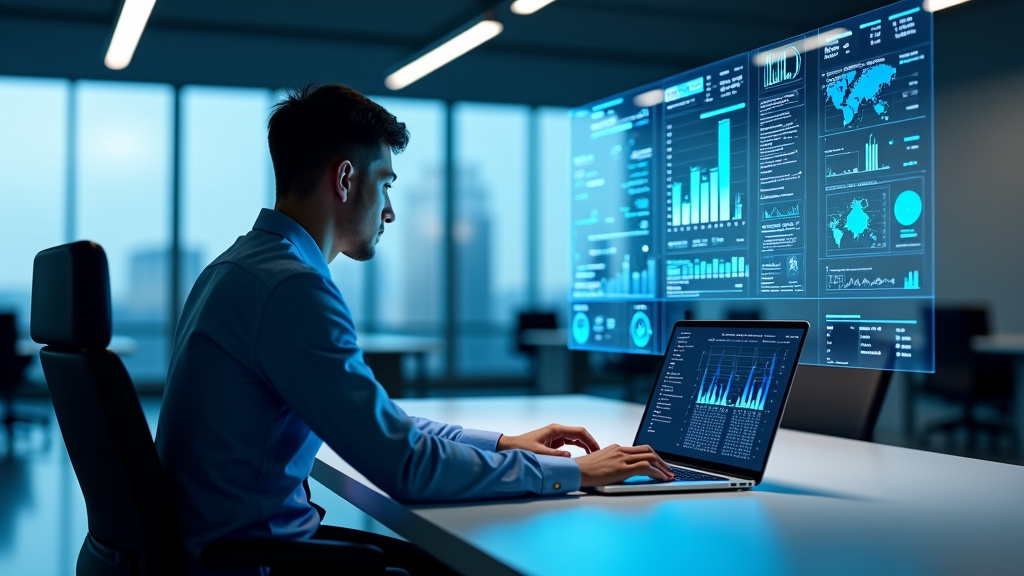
[201, 537, 386, 573]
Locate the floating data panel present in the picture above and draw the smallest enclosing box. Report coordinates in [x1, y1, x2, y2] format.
[569, 0, 934, 372]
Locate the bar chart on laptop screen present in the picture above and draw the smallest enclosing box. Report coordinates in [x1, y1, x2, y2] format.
[568, 0, 934, 373]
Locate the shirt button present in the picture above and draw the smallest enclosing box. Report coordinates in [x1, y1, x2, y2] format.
[553, 483, 561, 490]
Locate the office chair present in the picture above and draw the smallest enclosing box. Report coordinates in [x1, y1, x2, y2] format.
[781, 364, 893, 441]
[909, 306, 1016, 449]
[0, 312, 49, 449]
[31, 240, 387, 576]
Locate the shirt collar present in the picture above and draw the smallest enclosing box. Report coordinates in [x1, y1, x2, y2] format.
[252, 208, 331, 277]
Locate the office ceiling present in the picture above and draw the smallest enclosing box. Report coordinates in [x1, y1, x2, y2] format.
[0, 0, 931, 106]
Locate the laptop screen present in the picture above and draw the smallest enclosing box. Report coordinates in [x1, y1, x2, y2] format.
[634, 320, 808, 478]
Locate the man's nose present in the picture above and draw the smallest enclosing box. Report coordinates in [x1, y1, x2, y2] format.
[382, 196, 395, 223]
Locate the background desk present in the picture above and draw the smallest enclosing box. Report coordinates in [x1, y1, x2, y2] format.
[313, 395, 1024, 576]
[516, 328, 587, 394]
[359, 334, 444, 397]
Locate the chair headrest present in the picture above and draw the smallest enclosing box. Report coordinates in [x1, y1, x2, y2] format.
[30, 241, 112, 349]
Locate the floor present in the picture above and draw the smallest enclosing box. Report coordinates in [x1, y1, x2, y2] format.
[0, 382, 1020, 575]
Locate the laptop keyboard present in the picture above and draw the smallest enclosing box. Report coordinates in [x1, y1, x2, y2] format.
[669, 466, 728, 482]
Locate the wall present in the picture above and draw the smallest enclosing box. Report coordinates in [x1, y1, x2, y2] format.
[933, 0, 1024, 332]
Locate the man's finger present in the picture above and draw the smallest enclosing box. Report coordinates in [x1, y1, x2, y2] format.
[564, 439, 596, 453]
[549, 425, 601, 451]
[534, 445, 572, 457]
[625, 461, 672, 480]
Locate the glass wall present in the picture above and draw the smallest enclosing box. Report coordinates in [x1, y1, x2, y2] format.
[0, 74, 571, 385]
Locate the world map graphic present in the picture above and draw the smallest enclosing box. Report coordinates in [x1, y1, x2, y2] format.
[825, 64, 898, 128]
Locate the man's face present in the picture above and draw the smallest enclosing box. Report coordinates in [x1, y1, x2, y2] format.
[339, 145, 397, 262]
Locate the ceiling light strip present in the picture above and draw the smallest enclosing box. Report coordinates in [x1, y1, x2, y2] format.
[510, 0, 557, 16]
[104, 0, 157, 70]
[923, 0, 970, 12]
[385, 19, 503, 91]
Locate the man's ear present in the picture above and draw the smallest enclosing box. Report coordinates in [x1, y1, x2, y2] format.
[334, 159, 354, 203]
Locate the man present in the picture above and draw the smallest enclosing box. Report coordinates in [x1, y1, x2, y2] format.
[155, 84, 672, 575]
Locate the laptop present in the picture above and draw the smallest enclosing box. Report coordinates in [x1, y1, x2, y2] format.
[587, 319, 809, 494]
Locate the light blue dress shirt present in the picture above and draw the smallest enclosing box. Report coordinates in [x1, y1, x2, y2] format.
[155, 209, 580, 574]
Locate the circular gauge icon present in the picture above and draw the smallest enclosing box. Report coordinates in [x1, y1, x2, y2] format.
[630, 311, 652, 348]
[894, 190, 922, 227]
[572, 312, 590, 345]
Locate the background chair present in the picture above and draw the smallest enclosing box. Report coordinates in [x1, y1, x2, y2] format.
[514, 311, 558, 385]
[0, 312, 49, 451]
[31, 241, 387, 576]
[907, 306, 1017, 450]
[781, 364, 893, 441]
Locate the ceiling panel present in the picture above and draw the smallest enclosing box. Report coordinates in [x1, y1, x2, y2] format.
[0, 0, 990, 105]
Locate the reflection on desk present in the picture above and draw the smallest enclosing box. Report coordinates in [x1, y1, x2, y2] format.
[313, 395, 1024, 576]
[358, 334, 444, 398]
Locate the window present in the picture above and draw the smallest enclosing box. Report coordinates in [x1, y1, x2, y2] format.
[1, 75, 575, 384]
[0, 77, 68, 330]
[180, 85, 275, 307]
[75, 80, 174, 383]
[453, 102, 530, 375]
[536, 107, 571, 315]
[367, 96, 446, 335]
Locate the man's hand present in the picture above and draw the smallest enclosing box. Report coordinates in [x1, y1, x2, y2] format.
[496, 423, 601, 457]
[574, 444, 673, 486]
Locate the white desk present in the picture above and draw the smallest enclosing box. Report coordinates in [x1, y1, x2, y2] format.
[312, 395, 1024, 576]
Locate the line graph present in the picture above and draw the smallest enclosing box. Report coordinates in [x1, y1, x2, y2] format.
[695, 347, 784, 411]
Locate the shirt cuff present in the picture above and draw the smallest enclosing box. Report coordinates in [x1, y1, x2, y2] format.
[457, 428, 502, 451]
[535, 454, 582, 494]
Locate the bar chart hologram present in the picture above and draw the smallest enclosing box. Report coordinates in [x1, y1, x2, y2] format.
[695, 347, 783, 411]
[592, 254, 657, 297]
[667, 256, 750, 281]
[826, 132, 891, 177]
[670, 119, 743, 226]
[762, 44, 802, 88]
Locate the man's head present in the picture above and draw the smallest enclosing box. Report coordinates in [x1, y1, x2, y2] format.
[268, 83, 408, 200]
[268, 84, 409, 261]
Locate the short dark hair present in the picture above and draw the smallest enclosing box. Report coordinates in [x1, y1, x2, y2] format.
[267, 83, 409, 199]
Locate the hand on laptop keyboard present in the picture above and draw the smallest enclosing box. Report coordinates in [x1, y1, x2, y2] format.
[575, 444, 673, 486]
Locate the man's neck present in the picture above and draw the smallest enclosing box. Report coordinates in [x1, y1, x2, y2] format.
[274, 195, 336, 263]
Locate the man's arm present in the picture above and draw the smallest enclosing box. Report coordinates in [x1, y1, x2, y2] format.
[404, 415, 501, 452]
[255, 273, 582, 501]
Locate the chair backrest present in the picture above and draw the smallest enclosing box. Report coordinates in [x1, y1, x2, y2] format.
[922, 306, 990, 396]
[781, 364, 893, 441]
[31, 241, 183, 576]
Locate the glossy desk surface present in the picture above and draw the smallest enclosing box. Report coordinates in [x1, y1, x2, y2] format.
[313, 395, 1024, 576]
